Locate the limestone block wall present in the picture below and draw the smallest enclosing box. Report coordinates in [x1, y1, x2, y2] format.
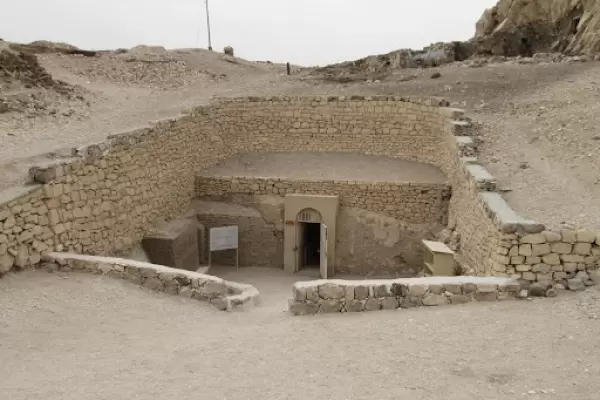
[194, 213, 283, 268]
[195, 176, 450, 225]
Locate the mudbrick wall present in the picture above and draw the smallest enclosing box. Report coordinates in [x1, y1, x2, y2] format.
[0, 95, 598, 287]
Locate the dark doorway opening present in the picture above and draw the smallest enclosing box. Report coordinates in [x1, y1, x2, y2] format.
[301, 222, 321, 268]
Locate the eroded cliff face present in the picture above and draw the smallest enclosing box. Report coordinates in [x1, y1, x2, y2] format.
[474, 0, 600, 56]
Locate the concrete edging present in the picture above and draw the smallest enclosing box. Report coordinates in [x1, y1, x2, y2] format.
[42, 252, 260, 311]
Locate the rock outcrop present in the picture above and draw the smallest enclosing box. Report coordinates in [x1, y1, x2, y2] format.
[474, 0, 600, 56]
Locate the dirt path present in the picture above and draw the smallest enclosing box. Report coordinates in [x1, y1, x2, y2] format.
[1, 269, 600, 400]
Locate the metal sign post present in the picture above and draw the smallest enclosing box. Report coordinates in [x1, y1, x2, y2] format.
[208, 226, 239, 271]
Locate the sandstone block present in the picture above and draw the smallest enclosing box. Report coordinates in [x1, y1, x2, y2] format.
[577, 229, 596, 243]
[364, 298, 382, 311]
[588, 270, 600, 285]
[574, 243, 592, 255]
[0, 253, 14, 273]
[346, 300, 365, 312]
[522, 272, 536, 281]
[518, 244, 532, 256]
[381, 297, 398, 310]
[400, 296, 423, 308]
[543, 231, 562, 243]
[462, 283, 477, 293]
[561, 254, 584, 263]
[407, 284, 428, 297]
[510, 256, 525, 265]
[532, 264, 551, 273]
[429, 284, 444, 294]
[373, 284, 390, 298]
[422, 294, 449, 306]
[344, 286, 355, 301]
[528, 283, 547, 297]
[561, 230, 577, 243]
[354, 285, 369, 300]
[201, 281, 227, 297]
[508, 246, 519, 256]
[294, 287, 307, 301]
[567, 278, 585, 292]
[320, 299, 343, 313]
[516, 264, 531, 272]
[531, 244, 551, 256]
[319, 283, 345, 300]
[0, 209, 10, 221]
[476, 284, 498, 293]
[553, 272, 568, 280]
[552, 243, 572, 254]
[305, 287, 319, 302]
[520, 233, 546, 244]
[563, 263, 577, 273]
[442, 283, 462, 294]
[542, 253, 561, 265]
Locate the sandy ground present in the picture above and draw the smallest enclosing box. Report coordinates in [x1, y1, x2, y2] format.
[1, 268, 600, 400]
[200, 152, 447, 183]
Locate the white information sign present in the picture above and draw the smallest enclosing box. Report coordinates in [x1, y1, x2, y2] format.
[209, 226, 239, 252]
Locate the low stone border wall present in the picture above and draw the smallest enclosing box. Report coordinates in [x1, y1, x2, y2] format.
[43, 252, 260, 311]
[290, 276, 523, 316]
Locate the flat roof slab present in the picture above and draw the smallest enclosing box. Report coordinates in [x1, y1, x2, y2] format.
[199, 152, 447, 183]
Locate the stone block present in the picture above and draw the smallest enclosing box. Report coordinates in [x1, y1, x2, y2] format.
[373, 284, 390, 298]
[543, 231, 562, 243]
[532, 264, 551, 273]
[293, 287, 307, 301]
[164, 282, 179, 295]
[542, 253, 560, 265]
[346, 300, 365, 312]
[442, 283, 462, 294]
[522, 272, 536, 281]
[422, 294, 449, 306]
[306, 287, 320, 302]
[354, 285, 369, 300]
[381, 297, 398, 310]
[511, 256, 525, 265]
[531, 244, 551, 256]
[529, 283, 547, 297]
[400, 296, 423, 308]
[551, 243, 572, 254]
[516, 264, 531, 272]
[567, 278, 585, 292]
[344, 286, 355, 301]
[518, 244, 532, 256]
[364, 298, 382, 311]
[525, 256, 541, 264]
[320, 299, 343, 313]
[561, 254, 584, 263]
[476, 284, 498, 293]
[319, 283, 345, 300]
[574, 243, 592, 255]
[200, 281, 227, 297]
[553, 272, 568, 280]
[520, 233, 546, 244]
[561, 230, 577, 243]
[429, 284, 444, 294]
[563, 263, 577, 272]
[462, 283, 477, 293]
[499, 283, 521, 292]
[142, 218, 199, 271]
[407, 284, 428, 297]
[576, 229, 596, 243]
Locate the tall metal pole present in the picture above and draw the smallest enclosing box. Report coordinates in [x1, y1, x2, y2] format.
[205, 0, 213, 51]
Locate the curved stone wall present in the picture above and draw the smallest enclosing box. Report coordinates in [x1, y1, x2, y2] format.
[0, 95, 598, 287]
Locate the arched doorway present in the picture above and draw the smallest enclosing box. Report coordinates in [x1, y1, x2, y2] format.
[296, 208, 323, 271]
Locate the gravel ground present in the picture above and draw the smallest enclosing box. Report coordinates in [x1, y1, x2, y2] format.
[201, 152, 447, 183]
[1, 268, 600, 400]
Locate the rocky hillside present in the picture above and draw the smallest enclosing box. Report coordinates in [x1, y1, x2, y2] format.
[475, 0, 600, 56]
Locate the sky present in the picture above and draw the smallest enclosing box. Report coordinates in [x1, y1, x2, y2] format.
[1, 0, 498, 66]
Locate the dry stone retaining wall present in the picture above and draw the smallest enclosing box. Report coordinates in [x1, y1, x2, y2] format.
[290, 276, 521, 315]
[43, 252, 259, 311]
[0, 95, 598, 288]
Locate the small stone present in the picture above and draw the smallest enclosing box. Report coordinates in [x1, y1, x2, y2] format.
[554, 283, 566, 290]
[567, 278, 585, 291]
[373, 284, 390, 298]
[430, 72, 442, 79]
[519, 162, 529, 169]
[293, 287, 307, 301]
[400, 296, 423, 308]
[306, 287, 319, 302]
[407, 284, 428, 297]
[576, 271, 589, 281]
[518, 289, 529, 299]
[429, 284, 444, 294]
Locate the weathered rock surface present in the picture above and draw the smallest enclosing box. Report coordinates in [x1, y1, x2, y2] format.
[474, 0, 600, 56]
